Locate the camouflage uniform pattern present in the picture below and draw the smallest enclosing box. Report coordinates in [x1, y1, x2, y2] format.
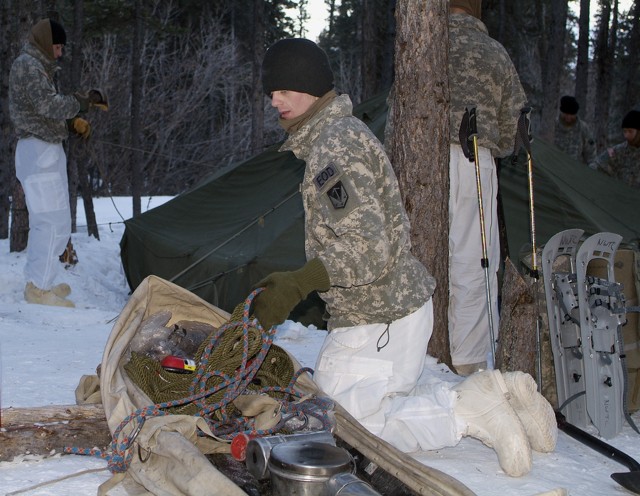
[9, 42, 79, 143]
[281, 94, 436, 330]
[448, 13, 526, 158]
[590, 141, 640, 189]
[554, 118, 596, 165]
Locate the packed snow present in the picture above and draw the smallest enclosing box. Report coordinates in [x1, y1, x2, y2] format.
[1, 197, 639, 496]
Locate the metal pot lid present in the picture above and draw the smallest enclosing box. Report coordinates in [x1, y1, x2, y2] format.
[268, 441, 352, 476]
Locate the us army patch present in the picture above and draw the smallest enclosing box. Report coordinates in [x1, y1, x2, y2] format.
[313, 163, 341, 192]
[327, 181, 349, 209]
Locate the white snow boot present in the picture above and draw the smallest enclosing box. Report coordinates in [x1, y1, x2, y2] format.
[502, 371, 558, 452]
[51, 282, 72, 298]
[454, 361, 487, 376]
[452, 369, 532, 477]
[24, 282, 75, 308]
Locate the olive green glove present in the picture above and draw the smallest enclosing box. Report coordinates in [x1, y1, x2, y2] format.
[252, 258, 330, 330]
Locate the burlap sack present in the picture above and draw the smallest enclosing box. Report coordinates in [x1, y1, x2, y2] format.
[99, 275, 246, 496]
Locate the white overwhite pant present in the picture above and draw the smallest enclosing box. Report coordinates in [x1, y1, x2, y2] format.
[15, 137, 71, 291]
[448, 144, 500, 368]
[313, 300, 463, 453]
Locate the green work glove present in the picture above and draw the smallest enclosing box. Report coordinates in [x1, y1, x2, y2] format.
[74, 92, 91, 113]
[252, 258, 330, 330]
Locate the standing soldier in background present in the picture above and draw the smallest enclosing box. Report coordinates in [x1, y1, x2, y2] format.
[554, 95, 596, 166]
[9, 18, 106, 307]
[589, 110, 640, 189]
[447, 0, 527, 376]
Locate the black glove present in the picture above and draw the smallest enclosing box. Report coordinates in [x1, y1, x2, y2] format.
[252, 258, 330, 330]
[74, 89, 109, 112]
[69, 117, 91, 139]
[88, 89, 109, 111]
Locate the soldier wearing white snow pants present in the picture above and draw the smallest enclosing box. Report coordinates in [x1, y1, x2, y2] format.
[9, 18, 99, 307]
[253, 37, 557, 478]
[448, 0, 527, 375]
[15, 139, 72, 295]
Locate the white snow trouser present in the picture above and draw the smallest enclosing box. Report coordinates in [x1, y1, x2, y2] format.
[313, 300, 462, 452]
[15, 137, 71, 291]
[448, 144, 500, 368]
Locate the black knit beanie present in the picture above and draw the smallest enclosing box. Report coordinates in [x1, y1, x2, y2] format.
[50, 19, 66, 45]
[622, 110, 640, 130]
[559, 95, 579, 115]
[262, 38, 334, 97]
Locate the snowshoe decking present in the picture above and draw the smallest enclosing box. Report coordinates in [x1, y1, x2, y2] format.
[576, 232, 626, 439]
[542, 228, 587, 428]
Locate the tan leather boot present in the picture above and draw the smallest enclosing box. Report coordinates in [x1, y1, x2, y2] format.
[502, 371, 557, 452]
[452, 369, 532, 477]
[24, 282, 75, 308]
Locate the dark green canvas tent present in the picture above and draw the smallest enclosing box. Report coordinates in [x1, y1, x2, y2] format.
[120, 93, 640, 319]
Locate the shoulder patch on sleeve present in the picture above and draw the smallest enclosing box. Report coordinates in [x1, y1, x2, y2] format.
[326, 181, 349, 209]
[313, 162, 342, 192]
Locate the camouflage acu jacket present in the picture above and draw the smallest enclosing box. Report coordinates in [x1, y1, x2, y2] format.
[590, 141, 640, 189]
[9, 42, 80, 143]
[448, 13, 526, 158]
[281, 94, 436, 330]
[554, 118, 596, 165]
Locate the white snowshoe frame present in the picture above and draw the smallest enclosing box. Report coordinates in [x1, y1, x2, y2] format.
[543, 229, 626, 439]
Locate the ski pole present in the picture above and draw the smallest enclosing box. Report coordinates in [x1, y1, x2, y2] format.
[514, 106, 543, 390]
[459, 106, 497, 363]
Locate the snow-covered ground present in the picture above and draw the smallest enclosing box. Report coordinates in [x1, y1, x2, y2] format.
[1, 197, 639, 495]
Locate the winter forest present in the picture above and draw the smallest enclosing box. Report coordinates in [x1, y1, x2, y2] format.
[0, 0, 638, 237]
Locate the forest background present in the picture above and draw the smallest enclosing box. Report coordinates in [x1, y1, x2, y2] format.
[0, 0, 638, 366]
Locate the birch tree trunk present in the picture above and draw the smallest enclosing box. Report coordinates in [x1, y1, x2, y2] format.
[389, 0, 451, 367]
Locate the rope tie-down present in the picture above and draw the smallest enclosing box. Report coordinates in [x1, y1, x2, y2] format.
[64, 289, 334, 474]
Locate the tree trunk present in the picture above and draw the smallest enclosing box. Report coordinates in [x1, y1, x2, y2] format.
[389, 0, 451, 368]
[575, 0, 591, 113]
[361, 0, 377, 101]
[7, 1, 39, 250]
[130, 0, 143, 217]
[0, 0, 14, 240]
[593, 0, 615, 150]
[623, 0, 640, 111]
[0, 404, 111, 462]
[251, 0, 265, 157]
[538, 0, 569, 142]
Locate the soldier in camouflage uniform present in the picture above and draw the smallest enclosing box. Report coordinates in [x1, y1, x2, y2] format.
[255, 38, 557, 477]
[554, 95, 596, 166]
[9, 19, 103, 308]
[448, 0, 527, 376]
[589, 110, 640, 189]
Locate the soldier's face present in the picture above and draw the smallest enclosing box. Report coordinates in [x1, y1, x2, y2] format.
[560, 112, 577, 125]
[270, 90, 318, 120]
[623, 128, 639, 145]
[52, 44, 64, 59]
